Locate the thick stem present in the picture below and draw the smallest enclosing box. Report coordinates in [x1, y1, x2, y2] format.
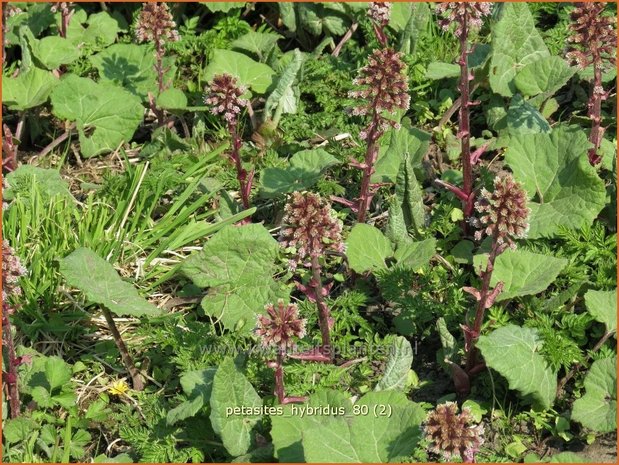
[274, 350, 285, 404]
[465, 233, 501, 373]
[229, 123, 252, 211]
[356, 112, 382, 223]
[101, 308, 144, 391]
[2, 312, 20, 418]
[587, 58, 604, 165]
[310, 256, 332, 356]
[458, 17, 473, 227]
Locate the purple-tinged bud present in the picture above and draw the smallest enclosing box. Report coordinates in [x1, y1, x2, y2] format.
[424, 402, 484, 463]
[435, 2, 492, 38]
[368, 2, 391, 28]
[204, 74, 249, 127]
[566, 3, 616, 69]
[256, 300, 306, 349]
[280, 192, 344, 267]
[136, 2, 180, 48]
[472, 175, 530, 248]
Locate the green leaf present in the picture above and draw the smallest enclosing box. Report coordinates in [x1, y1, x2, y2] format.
[4, 165, 74, 203]
[28, 35, 81, 69]
[167, 368, 217, 426]
[548, 452, 591, 463]
[201, 2, 245, 13]
[231, 30, 282, 61]
[50, 74, 144, 158]
[584, 289, 617, 334]
[204, 49, 275, 94]
[260, 148, 338, 197]
[32, 386, 54, 408]
[182, 224, 283, 333]
[393, 238, 436, 270]
[264, 49, 304, 119]
[2, 417, 38, 444]
[89, 43, 167, 101]
[477, 325, 557, 409]
[3, 66, 58, 110]
[372, 125, 431, 184]
[302, 391, 425, 462]
[375, 337, 414, 391]
[210, 358, 263, 457]
[505, 94, 550, 135]
[272, 389, 352, 462]
[157, 88, 188, 111]
[504, 125, 606, 237]
[490, 249, 568, 301]
[60, 247, 162, 317]
[346, 224, 392, 273]
[389, 152, 425, 240]
[45, 356, 72, 391]
[395, 2, 431, 54]
[297, 3, 350, 36]
[66, 11, 119, 48]
[572, 356, 617, 433]
[425, 62, 460, 80]
[514, 56, 576, 101]
[489, 3, 550, 97]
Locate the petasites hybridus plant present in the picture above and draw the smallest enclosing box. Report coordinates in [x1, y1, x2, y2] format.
[424, 402, 484, 463]
[136, 2, 179, 125]
[256, 300, 307, 404]
[367, 2, 392, 47]
[279, 191, 344, 361]
[463, 175, 530, 377]
[205, 74, 254, 213]
[567, 2, 617, 165]
[348, 48, 410, 223]
[2, 240, 28, 418]
[434, 2, 492, 230]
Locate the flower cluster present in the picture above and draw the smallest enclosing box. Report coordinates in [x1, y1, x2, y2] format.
[135, 2, 180, 49]
[368, 2, 391, 28]
[424, 402, 484, 463]
[280, 192, 344, 269]
[50, 2, 71, 14]
[204, 74, 249, 125]
[566, 3, 617, 69]
[2, 240, 27, 311]
[349, 48, 410, 138]
[256, 300, 306, 349]
[473, 175, 530, 247]
[435, 2, 492, 38]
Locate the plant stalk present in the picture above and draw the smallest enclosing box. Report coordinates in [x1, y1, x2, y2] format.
[229, 123, 252, 212]
[101, 307, 144, 391]
[587, 60, 604, 165]
[458, 14, 474, 228]
[356, 111, 382, 223]
[274, 350, 285, 404]
[2, 311, 21, 418]
[310, 256, 332, 357]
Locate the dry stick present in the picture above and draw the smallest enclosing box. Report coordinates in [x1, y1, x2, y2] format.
[332, 22, 358, 58]
[100, 308, 144, 391]
[38, 124, 75, 159]
[556, 329, 615, 395]
[310, 256, 332, 357]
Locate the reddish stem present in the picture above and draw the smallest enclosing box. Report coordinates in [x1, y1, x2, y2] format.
[464, 231, 501, 373]
[2, 309, 21, 418]
[587, 58, 604, 165]
[458, 15, 474, 229]
[356, 111, 382, 223]
[310, 256, 332, 357]
[274, 350, 285, 404]
[229, 123, 252, 213]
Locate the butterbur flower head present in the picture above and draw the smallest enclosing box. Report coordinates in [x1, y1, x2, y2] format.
[473, 174, 529, 247]
[136, 2, 180, 48]
[349, 48, 410, 137]
[424, 402, 484, 463]
[566, 3, 617, 69]
[368, 2, 391, 28]
[50, 2, 72, 15]
[204, 74, 249, 125]
[256, 300, 306, 349]
[435, 2, 492, 38]
[2, 240, 27, 309]
[280, 192, 345, 268]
